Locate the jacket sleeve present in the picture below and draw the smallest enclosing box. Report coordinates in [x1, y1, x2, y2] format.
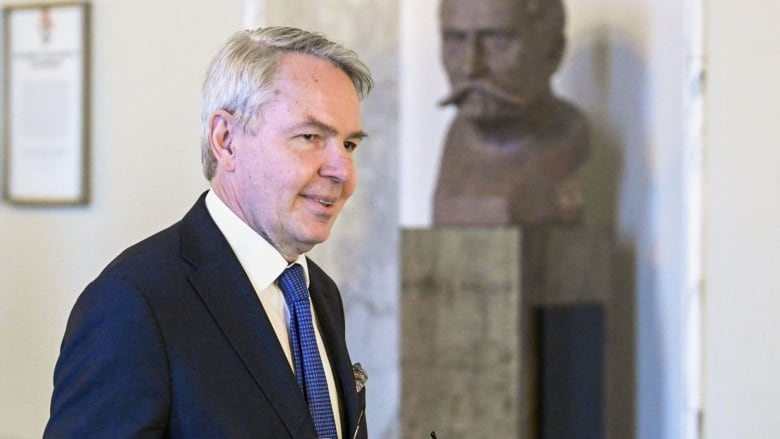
[44, 276, 171, 438]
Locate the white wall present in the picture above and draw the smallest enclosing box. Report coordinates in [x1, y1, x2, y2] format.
[0, 1, 241, 437]
[703, 1, 780, 438]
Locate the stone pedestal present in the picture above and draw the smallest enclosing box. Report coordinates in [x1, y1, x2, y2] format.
[401, 226, 614, 438]
[401, 227, 524, 438]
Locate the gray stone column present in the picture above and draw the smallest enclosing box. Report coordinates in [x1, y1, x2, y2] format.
[263, 2, 401, 437]
[401, 226, 615, 438]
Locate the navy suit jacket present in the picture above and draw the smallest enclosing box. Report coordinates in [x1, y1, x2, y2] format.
[44, 193, 367, 438]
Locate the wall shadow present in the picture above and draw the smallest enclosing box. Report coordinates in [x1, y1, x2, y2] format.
[558, 23, 652, 439]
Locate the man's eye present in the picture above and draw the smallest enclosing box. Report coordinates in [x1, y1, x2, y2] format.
[483, 31, 519, 53]
[302, 134, 318, 141]
[344, 141, 358, 152]
[443, 30, 467, 45]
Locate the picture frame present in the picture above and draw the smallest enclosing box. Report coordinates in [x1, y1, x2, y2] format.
[2, 2, 90, 205]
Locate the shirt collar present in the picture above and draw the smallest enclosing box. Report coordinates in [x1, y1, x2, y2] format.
[205, 189, 309, 291]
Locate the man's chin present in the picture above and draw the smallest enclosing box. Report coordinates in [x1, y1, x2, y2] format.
[300, 226, 333, 249]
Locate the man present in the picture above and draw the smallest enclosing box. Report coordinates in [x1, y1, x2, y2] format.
[44, 26, 372, 438]
[433, 0, 590, 225]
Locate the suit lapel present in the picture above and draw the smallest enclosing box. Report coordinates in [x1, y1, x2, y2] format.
[178, 194, 316, 438]
[307, 262, 362, 438]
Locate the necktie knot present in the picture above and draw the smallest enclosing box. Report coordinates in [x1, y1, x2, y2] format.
[278, 264, 309, 305]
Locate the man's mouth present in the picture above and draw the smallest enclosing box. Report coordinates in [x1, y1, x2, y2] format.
[303, 193, 337, 208]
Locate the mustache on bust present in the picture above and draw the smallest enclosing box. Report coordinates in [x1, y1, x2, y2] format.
[438, 80, 527, 107]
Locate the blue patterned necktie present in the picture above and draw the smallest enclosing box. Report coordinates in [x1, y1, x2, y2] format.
[278, 264, 338, 439]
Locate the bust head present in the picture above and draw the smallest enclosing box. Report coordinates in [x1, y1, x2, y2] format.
[439, 0, 566, 122]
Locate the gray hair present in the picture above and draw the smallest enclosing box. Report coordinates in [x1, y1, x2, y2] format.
[200, 26, 374, 180]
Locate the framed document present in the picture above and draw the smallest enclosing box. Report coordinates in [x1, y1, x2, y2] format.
[3, 2, 90, 205]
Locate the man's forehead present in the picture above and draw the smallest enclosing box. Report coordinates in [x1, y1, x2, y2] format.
[441, 0, 529, 30]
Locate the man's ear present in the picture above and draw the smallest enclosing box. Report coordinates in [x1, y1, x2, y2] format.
[209, 109, 237, 172]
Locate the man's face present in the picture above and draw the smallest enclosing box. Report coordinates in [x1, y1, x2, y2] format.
[440, 0, 555, 120]
[225, 53, 365, 260]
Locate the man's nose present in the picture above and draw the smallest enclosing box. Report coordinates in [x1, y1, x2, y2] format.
[319, 142, 354, 183]
[463, 35, 487, 78]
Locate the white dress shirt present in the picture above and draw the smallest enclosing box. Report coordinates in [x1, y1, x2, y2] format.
[205, 190, 342, 439]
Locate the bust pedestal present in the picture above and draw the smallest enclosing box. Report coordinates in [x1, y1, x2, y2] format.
[401, 225, 613, 438]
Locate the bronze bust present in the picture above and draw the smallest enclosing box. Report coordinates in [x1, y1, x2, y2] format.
[433, 0, 589, 225]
